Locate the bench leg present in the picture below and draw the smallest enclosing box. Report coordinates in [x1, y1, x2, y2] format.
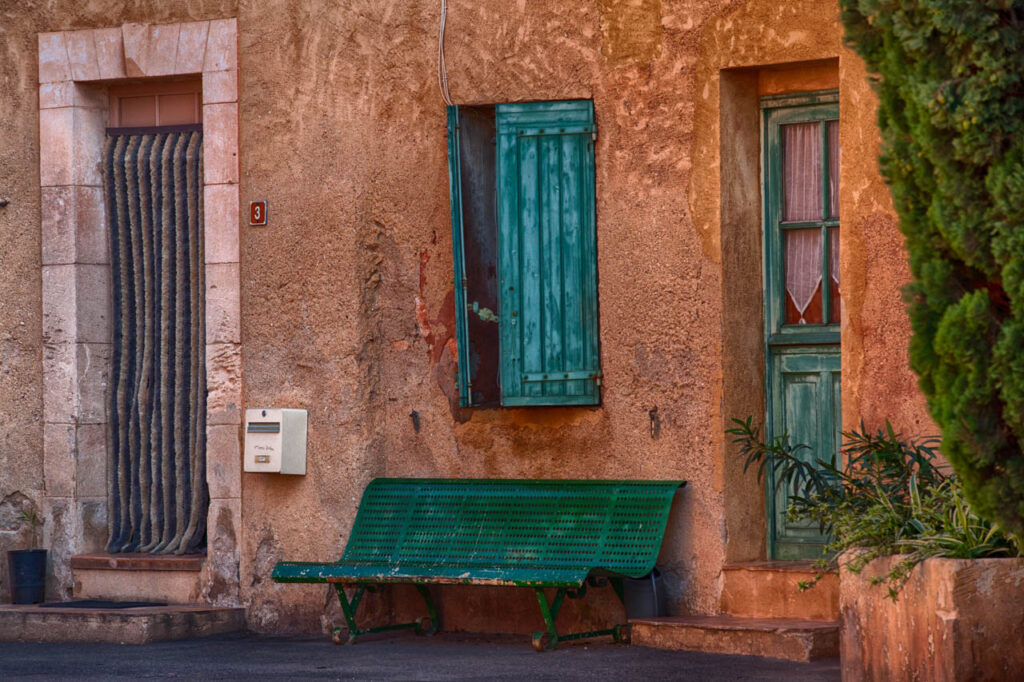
[531, 584, 631, 652]
[532, 587, 566, 651]
[413, 584, 441, 636]
[332, 584, 367, 644]
[331, 583, 440, 645]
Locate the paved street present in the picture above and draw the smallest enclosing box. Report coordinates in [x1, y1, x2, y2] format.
[0, 632, 840, 681]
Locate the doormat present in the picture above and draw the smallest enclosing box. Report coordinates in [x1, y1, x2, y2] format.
[38, 600, 168, 609]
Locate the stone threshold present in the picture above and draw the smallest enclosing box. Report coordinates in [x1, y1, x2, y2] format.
[71, 553, 204, 571]
[723, 560, 837, 573]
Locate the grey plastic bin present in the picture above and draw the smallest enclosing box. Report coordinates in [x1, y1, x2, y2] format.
[624, 567, 668, 619]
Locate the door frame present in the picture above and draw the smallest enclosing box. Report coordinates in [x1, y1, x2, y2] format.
[37, 19, 241, 600]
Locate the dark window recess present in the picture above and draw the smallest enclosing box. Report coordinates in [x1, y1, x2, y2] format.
[453, 105, 501, 406]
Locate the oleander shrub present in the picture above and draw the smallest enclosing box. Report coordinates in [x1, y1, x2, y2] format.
[839, 0, 1024, 538]
[728, 418, 1018, 597]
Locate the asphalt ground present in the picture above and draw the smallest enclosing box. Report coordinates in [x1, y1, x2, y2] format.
[0, 632, 840, 681]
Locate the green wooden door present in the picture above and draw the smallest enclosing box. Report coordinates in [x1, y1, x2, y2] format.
[762, 92, 841, 559]
[768, 347, 841, 559]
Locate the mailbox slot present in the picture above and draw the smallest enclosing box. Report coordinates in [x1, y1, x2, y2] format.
[243, 408, 307, 475]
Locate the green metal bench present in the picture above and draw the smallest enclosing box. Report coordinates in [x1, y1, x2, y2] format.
[272, 478, 684, 651]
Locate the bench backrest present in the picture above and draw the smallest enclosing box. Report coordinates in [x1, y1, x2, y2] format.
[341, 478, 684, 579]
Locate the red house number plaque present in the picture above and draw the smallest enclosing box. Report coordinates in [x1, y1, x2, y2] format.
[250, 200, 268, 226]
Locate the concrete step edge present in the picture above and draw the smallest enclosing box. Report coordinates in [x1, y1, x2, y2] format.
[629, 615, 840, 663]
[0, 603, 243, 614]
[630, 615, 839, 633]
[0, 604, 246, 644]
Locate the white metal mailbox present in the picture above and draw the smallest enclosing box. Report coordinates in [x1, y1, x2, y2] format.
[243, 408, 308, 475]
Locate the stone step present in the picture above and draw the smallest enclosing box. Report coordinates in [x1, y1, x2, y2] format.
[721, 561, 838, 620]
[0, 603, 244, 644]
[630, 615, 839, 662]
[71, 553, 203, 604]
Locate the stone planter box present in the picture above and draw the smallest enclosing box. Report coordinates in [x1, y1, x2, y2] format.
[840, 554, 1024, 681]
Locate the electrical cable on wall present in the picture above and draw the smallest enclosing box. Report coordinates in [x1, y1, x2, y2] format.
[438, 0, 453, 106]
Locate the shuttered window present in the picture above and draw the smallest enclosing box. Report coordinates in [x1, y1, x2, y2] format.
[447, 100, 601, 407]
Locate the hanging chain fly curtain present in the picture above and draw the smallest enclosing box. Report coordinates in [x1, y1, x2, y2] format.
[102, 129, 208, 554]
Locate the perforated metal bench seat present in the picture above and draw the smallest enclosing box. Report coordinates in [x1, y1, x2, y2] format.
[272, 478, 685, 650]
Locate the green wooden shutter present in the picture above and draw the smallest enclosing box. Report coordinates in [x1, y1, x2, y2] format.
[496, 101, 601, 406]
[446, 105, 474, 406]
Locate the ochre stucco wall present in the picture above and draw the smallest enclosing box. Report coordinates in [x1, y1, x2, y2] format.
[240, 0, 730, 633]
[0, 0, 934, 635]
[0, 0, 47, 589]
[840, 556, 1024, 681]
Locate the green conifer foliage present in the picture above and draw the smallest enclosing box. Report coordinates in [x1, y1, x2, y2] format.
[840, 1, 1024, 537]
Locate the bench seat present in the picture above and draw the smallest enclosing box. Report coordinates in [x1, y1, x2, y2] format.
[272, 478, 685, 650]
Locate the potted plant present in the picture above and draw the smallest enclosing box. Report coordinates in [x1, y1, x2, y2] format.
[7, 510, 46, 604]
[728, 418, 1024, 680]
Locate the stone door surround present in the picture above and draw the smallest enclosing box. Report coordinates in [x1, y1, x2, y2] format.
[38, 19, 242, 604]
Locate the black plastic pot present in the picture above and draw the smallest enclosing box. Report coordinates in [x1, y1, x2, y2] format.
[7, 549, 47, 604]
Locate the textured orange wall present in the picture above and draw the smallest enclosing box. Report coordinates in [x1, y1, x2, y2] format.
[0, 0, 934, 634]
[841, 556, 1024, 680]
[758, 60, 839, 96]
[838, 55, 937, 437]
[240, 0, 730, 634]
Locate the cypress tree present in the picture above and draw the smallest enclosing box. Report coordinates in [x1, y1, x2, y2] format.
[840, 0, 1024, 537]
